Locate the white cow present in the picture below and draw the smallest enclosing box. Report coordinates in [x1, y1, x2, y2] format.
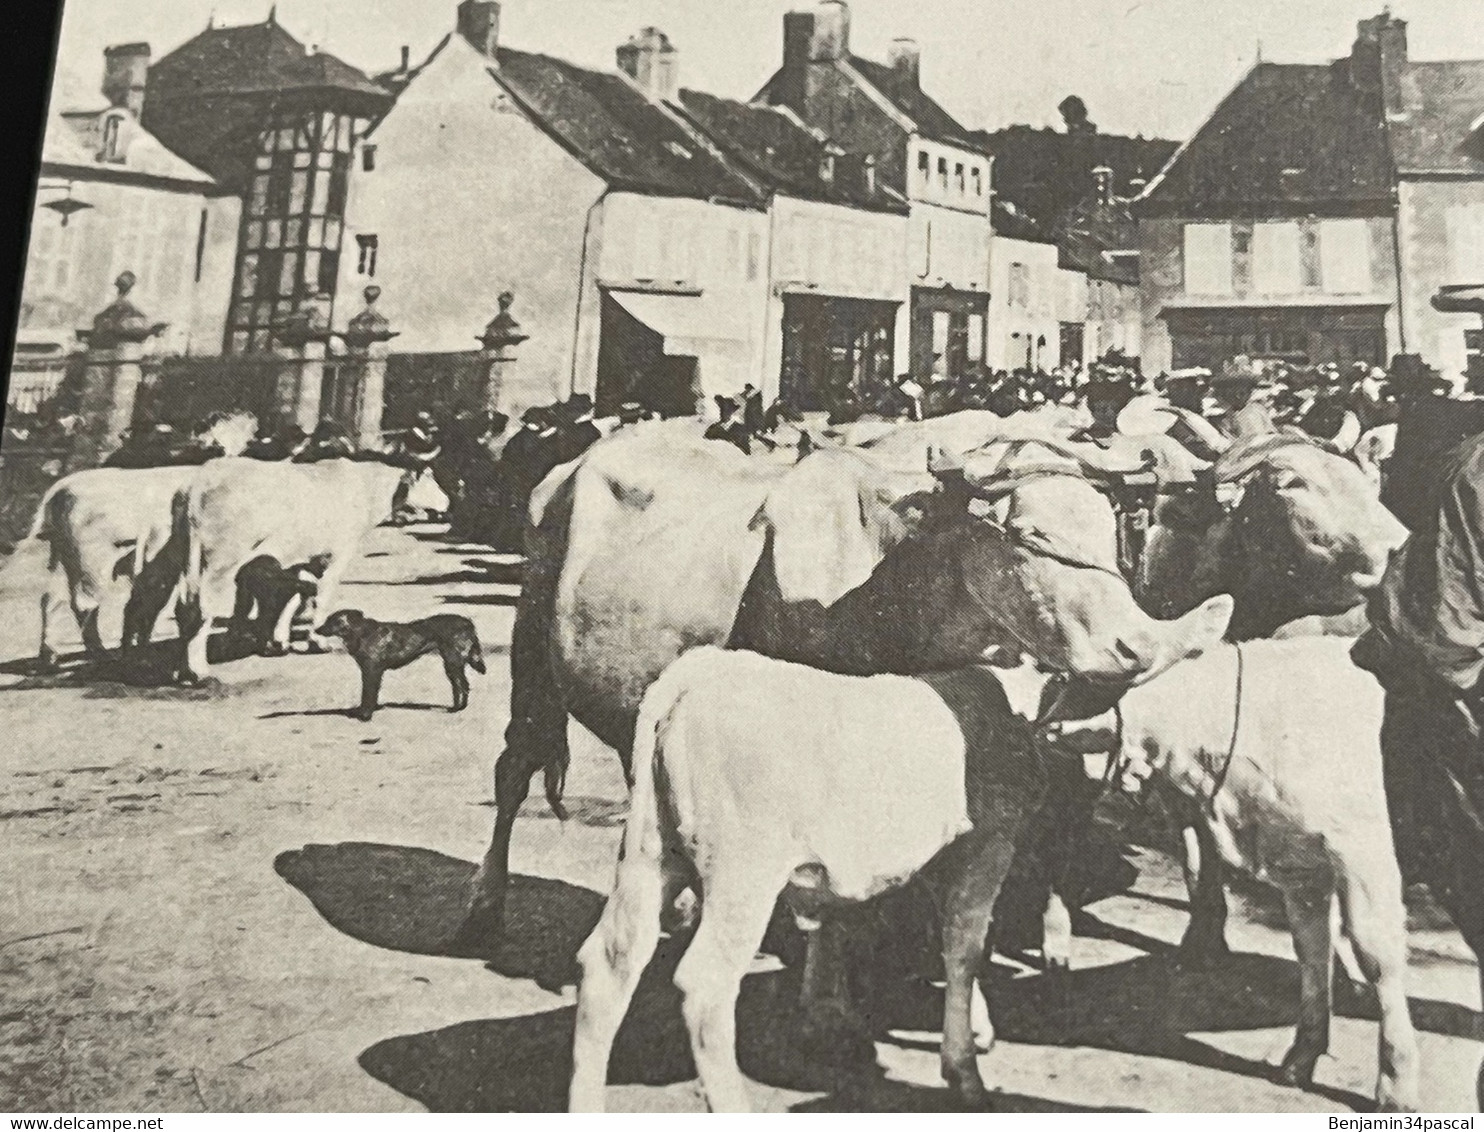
[1043, 637, 1421, 1111]
[173, 457, 404, 682]
[29, 466, 197, 668]
[566, 637, 1229, 1113]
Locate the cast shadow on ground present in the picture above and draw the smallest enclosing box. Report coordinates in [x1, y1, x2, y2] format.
[274, 842, 604, 991]
[281, 841, 1477, 1113]
[356, 940, 1142, 1113]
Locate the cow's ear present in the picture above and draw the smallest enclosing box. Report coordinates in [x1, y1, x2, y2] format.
[756, 456, 892, 605]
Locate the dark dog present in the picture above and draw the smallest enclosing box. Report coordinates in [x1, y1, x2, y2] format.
[233, 555, 329, 655]
[318, 609, 486, 721]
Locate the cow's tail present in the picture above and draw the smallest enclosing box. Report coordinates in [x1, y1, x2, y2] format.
[173, 486, 203, 615]
[621, 655, 694, 873]
[27, 477, 68, 545]
[467, 635, 487, 675]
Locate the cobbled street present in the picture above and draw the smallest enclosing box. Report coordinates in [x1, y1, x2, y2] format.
[2, 523, 1482, 1113]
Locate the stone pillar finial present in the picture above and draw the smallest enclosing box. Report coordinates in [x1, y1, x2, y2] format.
[477, 289, 529, 416]
[344, 285, 399, 447]
[71, 273, 163, 467]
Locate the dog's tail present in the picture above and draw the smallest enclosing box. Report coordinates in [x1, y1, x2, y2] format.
[468, 634, 487, 675]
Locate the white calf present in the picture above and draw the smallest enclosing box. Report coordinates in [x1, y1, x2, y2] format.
[569, 647, 1125, 1112]
[1045, 636, 1421, 1111]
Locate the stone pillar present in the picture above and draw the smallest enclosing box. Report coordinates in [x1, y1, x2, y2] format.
[477, 290, 529, 416]
[343, 285, 399, 448]
[71, 272, 167, 469]
[273, 303, 333, 434]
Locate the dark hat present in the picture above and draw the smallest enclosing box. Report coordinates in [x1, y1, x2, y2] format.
[619, 401, 645, 421]
[567, 393, 594, 414]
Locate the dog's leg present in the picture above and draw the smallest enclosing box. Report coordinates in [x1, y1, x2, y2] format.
[356, 661, 382, 722]
[443, 649, 470, 712]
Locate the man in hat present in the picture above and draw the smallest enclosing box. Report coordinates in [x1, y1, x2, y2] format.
[1070, 373, 1137, 445]
[1208, 358, 1276, 441]
[294, 417, 355, 463]
[554, 394, 602, 466]
[704, 395, 750, 454]
[616, 401, 648, 429]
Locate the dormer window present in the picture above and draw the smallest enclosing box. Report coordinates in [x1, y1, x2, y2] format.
[972, 167, 983, 196]
[955, 162, 966, 194]
[917, 149, 930, 186]
[101, 114, 125, 163]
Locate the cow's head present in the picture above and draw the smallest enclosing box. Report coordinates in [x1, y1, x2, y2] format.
[1218, 435, 1407, 617]
[945, 447, 1235, 685]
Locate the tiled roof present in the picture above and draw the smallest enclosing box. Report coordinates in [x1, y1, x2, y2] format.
[51, 110, 217, 186]
[489, 47, 764, 205]
[991, 197, 1052, 244]
[672, 89, 905, 211]
[1388, 60, 1484, 175]
[148, 19, 389, 102]
[1137, 62, 1395, 216]
[845, 55, 983, 150]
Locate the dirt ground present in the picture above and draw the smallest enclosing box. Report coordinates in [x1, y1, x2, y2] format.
[2, 522, 1482, 1113]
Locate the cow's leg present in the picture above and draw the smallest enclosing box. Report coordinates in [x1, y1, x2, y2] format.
[798, 919, 868, 1043]
[456, 739, 548, 951]
[38, 568, 70, 671]
[933, 831, 1022, 1107]
[674, 863, 786, 1113]
[1276, 878, 1335, 1088]
[1179, 821, 1231, 959]
[268, 593, 303, 655]
[569, 831, 669, 1112]
[1336, 861, 1420, 1112]
[302, 555, 349, 652]
[176, 571, 231, 684]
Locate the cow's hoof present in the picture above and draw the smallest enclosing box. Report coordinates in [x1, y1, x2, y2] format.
[1276, 1050, 1319, 1089]
[35, 650, 60, 675]
[261, 641, 289, 658]
[446, 906, 502, 959]
[1176, 932, 1231, 968]
[354, 709, 375, 723]
[174, 671, 207, 689]
[303, 637, 331, 655]
[796, 1005, 875, 1066]
[945, 1069, 991, 1110]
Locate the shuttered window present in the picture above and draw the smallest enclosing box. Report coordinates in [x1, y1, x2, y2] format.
[1183, 222, 1233, 296]
[1252, 221, 1302, 294]
[1319, 219, 1372, 294]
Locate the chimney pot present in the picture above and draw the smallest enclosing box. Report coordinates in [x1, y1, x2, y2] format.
[616, 27, 679, 101]
[102, 42, 150, 118]
[810, 0, 850, 61]
[457, 0, 500, 60]
[887, 37, 920, 90]
[400, 45, 411, 72]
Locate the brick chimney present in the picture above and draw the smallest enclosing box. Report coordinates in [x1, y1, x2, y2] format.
[810, 0, 850, 61]
[1351, 11, 1408, 118]
[457, 0, 500, 59]
[887, 37, 920, 91]
[102, 43, 150, 118]
[617, 27, 678, 101]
